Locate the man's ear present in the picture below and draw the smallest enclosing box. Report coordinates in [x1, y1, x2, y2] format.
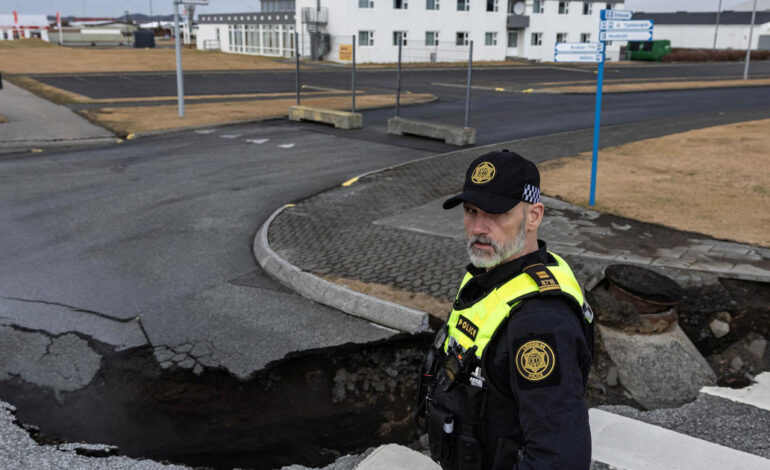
[527, 202, 545, 229]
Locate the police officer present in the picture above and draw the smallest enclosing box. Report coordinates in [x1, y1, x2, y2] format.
[416, 150, 594, 470]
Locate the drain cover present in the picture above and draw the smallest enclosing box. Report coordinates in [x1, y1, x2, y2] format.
[605, 264, 683, 306]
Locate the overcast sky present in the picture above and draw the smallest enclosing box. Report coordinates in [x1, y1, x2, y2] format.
[7, 0, 757, 18]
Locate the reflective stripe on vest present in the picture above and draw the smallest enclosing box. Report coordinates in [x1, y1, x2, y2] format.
[444, 252, 586, 358]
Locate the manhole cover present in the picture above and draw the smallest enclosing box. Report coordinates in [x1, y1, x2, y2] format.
[605, 264, 684, 306]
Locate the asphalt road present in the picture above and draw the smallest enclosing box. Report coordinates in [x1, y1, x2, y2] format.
[32, 61, 770, 99]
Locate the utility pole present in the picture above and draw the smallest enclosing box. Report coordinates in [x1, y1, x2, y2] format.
[149, 0, 155, 29]
[743, 0, 757, 80]
[713, 0, 722, 51]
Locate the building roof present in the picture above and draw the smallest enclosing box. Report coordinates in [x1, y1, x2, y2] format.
[0, 14, 49, 28]
[638, 10, 770, 25]
[198, 11, 296, 25]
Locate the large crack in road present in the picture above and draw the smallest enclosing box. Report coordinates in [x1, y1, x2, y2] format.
[0, 325, 431, 470]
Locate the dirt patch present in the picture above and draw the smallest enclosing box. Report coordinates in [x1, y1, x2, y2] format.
[539, 118, 770, 247]
[79, 92, 435, 136]
[321, 275, 452, 325]
[535, 78, 770, 94]
[0, 116, 6, 124]
[0, 45, 292, 74]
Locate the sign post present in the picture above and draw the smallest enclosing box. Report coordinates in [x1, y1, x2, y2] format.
[173, 0, 209, 117]
[583, 9, 654, 206]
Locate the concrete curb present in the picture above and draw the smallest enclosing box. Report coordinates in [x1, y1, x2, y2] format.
[253, 205, 430, 334]
[0, 136, 117, 153]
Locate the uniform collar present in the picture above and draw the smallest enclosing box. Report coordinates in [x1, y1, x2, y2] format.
[457, 240, 549, 307]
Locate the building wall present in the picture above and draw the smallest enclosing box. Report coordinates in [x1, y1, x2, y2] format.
[196, 21, 296, 57]
[653, 22, 770, 50]
[296, 0, 624, 63]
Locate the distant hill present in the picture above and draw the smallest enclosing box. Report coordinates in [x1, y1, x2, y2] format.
[46, 13, 177, 24]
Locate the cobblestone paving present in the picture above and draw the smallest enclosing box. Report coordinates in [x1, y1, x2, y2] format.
[269, 137, 770, 303]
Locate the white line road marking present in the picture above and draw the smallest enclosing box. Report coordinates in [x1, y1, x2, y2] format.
[247, 138, 270, 144]
[219, 134, 242, 139]
[195, 129, 216, 134]
[590, 408, 770, 470]
[277, 143, 295, 149]
[701, 372, 770, 412]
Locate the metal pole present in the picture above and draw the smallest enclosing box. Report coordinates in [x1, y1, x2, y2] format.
[464, 40, 473, 128]
[150, 0, 155, 29]
[713, 0, 722, 51]
[173, 0, 185, 117]
[352, 34, 356, 113]
[743, 0, 757, 80]
[295, 31, 300, 105]
[590, 43, 606, 207]
[396, 39, 402, 117]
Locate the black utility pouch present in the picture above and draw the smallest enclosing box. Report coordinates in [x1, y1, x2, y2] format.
[491, 438, 523, 470]
[458, 434, 482, 470]
[427, 401, 455, 465]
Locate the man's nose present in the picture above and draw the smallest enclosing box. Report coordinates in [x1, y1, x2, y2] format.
[469, 214, 490, 235]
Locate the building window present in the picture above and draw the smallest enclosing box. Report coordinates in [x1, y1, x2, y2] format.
[393, 30, 408, 46]
[394, 0, 408, 8]
[359, 0, 374, 7]
[583, 2, 592, 14]
[485, 32, 498, 46]
[359, 30, 374, 46]
[558, 1, 568, 14]
[456, 31, 469, 45]
[426, 0, 440, 9]
[580, 32, 590, 42]
[507, 31, 518, 47]
[556, 32, 567, 43]
[486, 0, 498, 12]
[606, 3, 613, 10]
[425, 31, 439, 45]
[457, 0, 470, 11]
[531, 32, 542, 46]
[533, 0, 544, 13]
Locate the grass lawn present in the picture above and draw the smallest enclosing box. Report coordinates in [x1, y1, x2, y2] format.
[539, 118, 770, 247]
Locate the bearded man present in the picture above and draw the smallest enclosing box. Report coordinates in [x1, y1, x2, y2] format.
[416, 150, 595, 470]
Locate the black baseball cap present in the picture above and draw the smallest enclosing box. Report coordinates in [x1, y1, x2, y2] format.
[443, 150, 541, 214]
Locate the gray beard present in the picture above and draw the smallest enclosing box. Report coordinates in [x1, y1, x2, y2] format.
[466, 218, 528, 269]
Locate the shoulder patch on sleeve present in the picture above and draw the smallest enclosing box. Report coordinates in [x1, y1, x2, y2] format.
[522, 263, 561, 293]
[513, 334, 561, 389]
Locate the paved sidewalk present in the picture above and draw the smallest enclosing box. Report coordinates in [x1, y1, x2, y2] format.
[257, 127, 770, 332]
[0, 81, 114, 151]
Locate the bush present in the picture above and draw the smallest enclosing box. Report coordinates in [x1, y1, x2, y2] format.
[662, 48, 770, 62]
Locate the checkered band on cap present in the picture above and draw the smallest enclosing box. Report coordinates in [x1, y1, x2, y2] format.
[522, 184, 541, 203]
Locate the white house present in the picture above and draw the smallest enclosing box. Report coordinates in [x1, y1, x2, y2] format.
[0, 13, 49, 41]
[196, 1, 628, 62]
[639, 10, 770, 50]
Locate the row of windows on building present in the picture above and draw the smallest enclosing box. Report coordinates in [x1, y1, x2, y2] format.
[261, 0, 296, 12]
[359, 30, 593, 47]
[359, 0, 616, 13]
[226, 24, 296, 56]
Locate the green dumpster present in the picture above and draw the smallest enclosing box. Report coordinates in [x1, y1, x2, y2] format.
[627, 40, 671, 62]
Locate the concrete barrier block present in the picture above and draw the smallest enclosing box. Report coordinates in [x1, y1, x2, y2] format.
[387, 117, 476, 146]
[288, 105, 362, 129]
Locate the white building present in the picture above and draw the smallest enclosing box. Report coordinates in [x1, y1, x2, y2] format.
[640, 11, 770, 50]
[0, 13, 49, 41]
[296, 0, 624, 63]
[196, 1, 627, 62]
[196, 0, 297, 56]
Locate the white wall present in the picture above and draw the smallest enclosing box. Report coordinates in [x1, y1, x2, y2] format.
[653, 22, 770, 50]
[297, 0, 625, 63]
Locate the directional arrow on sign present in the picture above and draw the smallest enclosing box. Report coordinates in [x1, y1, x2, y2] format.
[600, 30, 653, 41]
[554, 53, 603, 63]
[555, 42, 604, 53]
[601, 9, 633, 20]
[600, 20, 654, 31]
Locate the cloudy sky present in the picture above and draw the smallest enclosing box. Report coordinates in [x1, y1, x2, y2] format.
[6, 0, 758, 18]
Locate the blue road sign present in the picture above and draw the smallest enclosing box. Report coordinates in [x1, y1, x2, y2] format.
[600, 30, 653, 41]
[601, 9, 633, 20]
[600, 20, 654, 30]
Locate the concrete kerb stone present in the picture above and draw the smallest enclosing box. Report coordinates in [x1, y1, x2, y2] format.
[387, 116, 476, 146]
[289, 105, 363, 129]
[253, 205, 430, 334]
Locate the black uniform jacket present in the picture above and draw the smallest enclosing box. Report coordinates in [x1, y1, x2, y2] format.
[432, 241, 592, 470]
